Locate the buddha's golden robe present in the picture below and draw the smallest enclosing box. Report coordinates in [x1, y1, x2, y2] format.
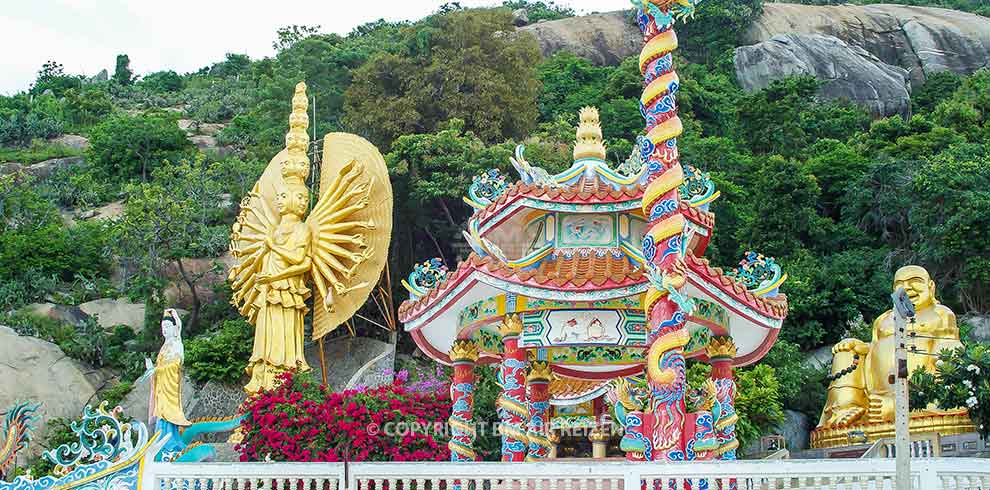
[244, 220, 313, 393]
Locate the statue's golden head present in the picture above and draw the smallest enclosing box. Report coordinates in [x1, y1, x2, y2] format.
[893, 265, 937, 308]
[275, 182, 309, 218]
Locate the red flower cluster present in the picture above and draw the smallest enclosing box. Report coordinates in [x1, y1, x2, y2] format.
[235, 372, 452, 462]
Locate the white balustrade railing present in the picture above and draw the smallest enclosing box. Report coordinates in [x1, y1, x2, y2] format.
[144, 458, 990, 490]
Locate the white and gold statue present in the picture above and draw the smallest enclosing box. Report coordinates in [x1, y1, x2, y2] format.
[149, 308, 192, 445]
[228, 82, 392, 394]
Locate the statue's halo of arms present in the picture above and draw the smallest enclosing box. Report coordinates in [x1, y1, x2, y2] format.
[307, 132, 393, 340]
[228, 149, 285, 321]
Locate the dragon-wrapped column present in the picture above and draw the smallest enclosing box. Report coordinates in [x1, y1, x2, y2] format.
[498, 314, 529, 461]
[708, 336, 739, 460]
[525, 360, 553, 461]
[448, 339, 480, 462]
[634, 0, 698, 462]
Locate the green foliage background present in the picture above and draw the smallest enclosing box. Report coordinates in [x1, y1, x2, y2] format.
[1, 0, 990, 465]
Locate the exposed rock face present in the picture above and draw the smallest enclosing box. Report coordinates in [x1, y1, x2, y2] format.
[88, 69, 109, 83]
[519, 4, 988, 116]
[513, 8, 530, 27]
[803, 345, 833, 370]
[189, 135, 218, 151]
[744, 3, 990, 87]
[76, 200, 124, 221]
[735, 33, 912, 117]
[0, 156, 84, 179]
[23, 303, 89, 326]
[303, 335, 395, 391]
[27, 156, 85, 179]
[49, 134, 90, 151]
[78, 298, 146, 331]
[197, 123, 225, 137]
[774, 409, 811, 451]
[0, 325, 111, 456]
[519, 10, 640, 66]
[963, 314, 990, 343]
[177, 119, 197, 133]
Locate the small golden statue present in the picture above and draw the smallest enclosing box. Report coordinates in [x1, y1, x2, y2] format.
[228, 82, 392, 394]
[818, 265, 962, 430]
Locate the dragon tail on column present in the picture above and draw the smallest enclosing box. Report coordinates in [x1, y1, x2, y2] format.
[624, 0, 699, 462]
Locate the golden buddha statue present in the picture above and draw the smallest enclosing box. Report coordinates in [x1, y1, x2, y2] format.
[817, 265, 963, 432]
[228, 82, 392, 395]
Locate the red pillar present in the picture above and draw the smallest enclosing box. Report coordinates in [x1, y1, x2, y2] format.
[448, 339, 479, 462]
[525, 360, 552, 461]
[708, 336, 739, 460]
[498, 314, 528, 461]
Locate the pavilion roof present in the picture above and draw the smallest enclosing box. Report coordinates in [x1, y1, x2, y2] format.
[397, 251, 645, 323]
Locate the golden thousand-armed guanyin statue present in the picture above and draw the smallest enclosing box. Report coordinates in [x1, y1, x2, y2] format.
[228, 82, 392, 394]
[813, 265, 971, 447]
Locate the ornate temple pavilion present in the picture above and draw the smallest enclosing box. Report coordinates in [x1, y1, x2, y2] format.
[397, 108, 789, 461]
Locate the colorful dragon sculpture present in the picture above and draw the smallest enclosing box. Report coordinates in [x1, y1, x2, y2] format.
[604, 0, 740, 462]
[0, 401, 40, 478]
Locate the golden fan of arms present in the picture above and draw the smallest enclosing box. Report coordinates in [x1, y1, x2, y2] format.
[226, 82, 392, 394]
[228, 136, 393, 340]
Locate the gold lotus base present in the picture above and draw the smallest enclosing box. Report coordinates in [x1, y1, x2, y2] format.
[810, 409, 975, 449]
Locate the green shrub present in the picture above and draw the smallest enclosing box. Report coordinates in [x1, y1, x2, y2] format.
[63, 85, 114, 127]
[762, 340, 828, 420]
[140, 71, 184, 93]
[184, 319, 254, 384]
[99, 380, 135, 408]
[0, 110, 64, 147]
[86, 112, 194, 181]
[0, 140, 82, 164]
[688, 362, 785, 450]
[42, 164, 119, 208]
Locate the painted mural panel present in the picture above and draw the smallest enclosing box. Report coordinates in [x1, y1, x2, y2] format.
[557, 214, 615, 247]
[521, 309, 646, 347]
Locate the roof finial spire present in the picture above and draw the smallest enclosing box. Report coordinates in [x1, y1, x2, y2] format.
[281, 81, 311, 185]
[573, 106, 606, 161]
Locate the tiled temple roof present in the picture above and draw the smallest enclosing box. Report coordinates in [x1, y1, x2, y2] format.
[398, 252, 645, 322]
[685, 253, 789, 320]
[398, 250, 788, 324]
[474, 176, 642, 222]
[474, 175, 714, 230]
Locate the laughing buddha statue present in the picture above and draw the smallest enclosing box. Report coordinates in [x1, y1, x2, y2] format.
[817, 265, 962, 430]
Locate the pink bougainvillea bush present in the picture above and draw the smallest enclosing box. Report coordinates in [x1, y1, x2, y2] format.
[235, 371, 451, 462]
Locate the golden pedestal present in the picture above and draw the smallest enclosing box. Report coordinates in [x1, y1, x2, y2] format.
[810, 409, 975, 449]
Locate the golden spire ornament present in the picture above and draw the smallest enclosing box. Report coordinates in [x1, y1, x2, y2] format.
[228, 82, 393, 394]
[573, 106, 607, 161]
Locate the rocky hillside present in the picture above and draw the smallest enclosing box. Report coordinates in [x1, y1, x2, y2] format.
[521, 3, 990, 117]
[519, 10, 640, 66]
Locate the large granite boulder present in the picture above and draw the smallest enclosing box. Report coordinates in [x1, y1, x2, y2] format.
[49, 134, 90, 151]
[963, 314, 990, 343]
[743, 3, 990, 87]
[774, 409, 812, 451]
[303, 335, 395, 391]
[519, 10, 640, 66]
[25, 156, 85, 179]
[804, 345, 833, 370]
[78, 298, 146, 331]
[22, 303, 89, 326]
[0, 325, 111, 456]
[735, 33, 911, 117]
